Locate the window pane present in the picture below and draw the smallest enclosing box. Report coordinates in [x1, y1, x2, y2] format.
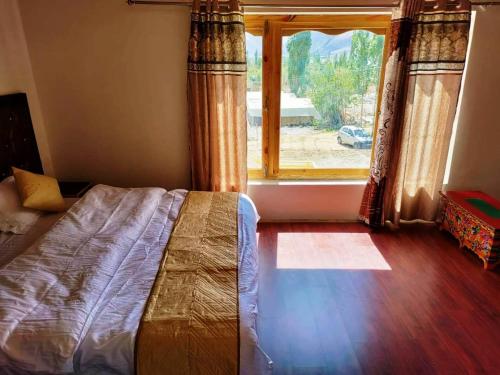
[280, 30, 384, 170]
[246, 32, 263, 170]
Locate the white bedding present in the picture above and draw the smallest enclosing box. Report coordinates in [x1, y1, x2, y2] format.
[0, 199, 78, 267]
[0, 185, 270, 374]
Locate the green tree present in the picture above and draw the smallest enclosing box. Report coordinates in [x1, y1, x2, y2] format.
[278, 30, 384, 130]
[308, 53, 356, 129]
[287, 31, 312, 97]
[246, 49, 262, 91]
[350, 31, 384, 125]
[254, 49, 261, 67]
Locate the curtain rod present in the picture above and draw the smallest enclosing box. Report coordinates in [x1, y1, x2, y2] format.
[127, 0, 400, 8]
[127, 0, 500, 7]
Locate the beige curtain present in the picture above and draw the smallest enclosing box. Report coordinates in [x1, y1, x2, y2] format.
[188, 0, 247, 192]
[389, 6, 470, 224]
[360, 0, 471, 226]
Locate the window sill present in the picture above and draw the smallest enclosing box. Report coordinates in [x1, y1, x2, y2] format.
[248, 179, 367, 186]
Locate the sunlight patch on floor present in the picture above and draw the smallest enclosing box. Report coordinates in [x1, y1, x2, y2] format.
[276, 233, 392, 270]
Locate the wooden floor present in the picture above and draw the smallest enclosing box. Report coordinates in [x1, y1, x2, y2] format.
[257, 222, 500, 375]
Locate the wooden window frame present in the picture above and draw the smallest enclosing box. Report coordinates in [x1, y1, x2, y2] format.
[246, 14, 391, 180]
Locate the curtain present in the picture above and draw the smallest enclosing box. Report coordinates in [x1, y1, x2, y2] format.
[360, 0, 471, 227]
[187, 0, 247, 192]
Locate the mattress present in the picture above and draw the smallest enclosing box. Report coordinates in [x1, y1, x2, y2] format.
[0, 186, 270, 374]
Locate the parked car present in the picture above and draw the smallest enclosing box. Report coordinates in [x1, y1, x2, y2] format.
[337, 126, 372, 149]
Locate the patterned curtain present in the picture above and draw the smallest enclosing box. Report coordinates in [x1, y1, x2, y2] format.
[359, 0, 471, 227]
[188, 0, 247, 192]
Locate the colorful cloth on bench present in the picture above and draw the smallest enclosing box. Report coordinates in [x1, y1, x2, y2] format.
[445, 191, 500, 229]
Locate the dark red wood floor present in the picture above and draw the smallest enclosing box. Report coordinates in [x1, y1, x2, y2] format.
[257, 222, 500, 375]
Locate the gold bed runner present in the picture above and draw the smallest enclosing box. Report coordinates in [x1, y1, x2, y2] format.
[136, 191, 240, 375]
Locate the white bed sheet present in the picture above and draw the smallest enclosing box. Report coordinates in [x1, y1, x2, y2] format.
[0, 186, 270, 375]
[0, 198, 79, 267]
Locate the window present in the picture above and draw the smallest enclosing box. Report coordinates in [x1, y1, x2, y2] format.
[245, 15, 390, 179]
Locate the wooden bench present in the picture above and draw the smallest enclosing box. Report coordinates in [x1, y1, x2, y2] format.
[439, 190, 500, 270]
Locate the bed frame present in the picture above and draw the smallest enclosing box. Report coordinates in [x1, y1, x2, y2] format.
[0, 93, 43, 181]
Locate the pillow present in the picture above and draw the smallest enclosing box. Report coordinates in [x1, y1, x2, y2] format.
[12, 167, 66, 212]
[0, 176, 41, 234]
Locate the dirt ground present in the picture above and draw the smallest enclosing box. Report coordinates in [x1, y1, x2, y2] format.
[248, 125, 372, 169]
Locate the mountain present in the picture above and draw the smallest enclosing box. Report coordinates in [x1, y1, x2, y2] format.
[245, 30, 353, 59]
[309, 31, 353, 58]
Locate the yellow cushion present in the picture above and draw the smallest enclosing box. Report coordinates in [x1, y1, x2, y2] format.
[12, 167, 66, 212]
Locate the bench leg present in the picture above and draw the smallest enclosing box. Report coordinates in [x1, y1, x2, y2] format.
[483, 259, 499, 271]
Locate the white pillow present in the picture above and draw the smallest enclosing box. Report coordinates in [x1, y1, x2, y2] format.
[0, 176, 41, 234]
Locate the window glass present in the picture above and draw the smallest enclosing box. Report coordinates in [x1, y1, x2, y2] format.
[279, 30, 384, 169]
[246, 32, 263, 170]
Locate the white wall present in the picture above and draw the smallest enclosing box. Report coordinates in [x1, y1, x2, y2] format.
[0, 0, 53, 175]
[17, 0, 191, 189]
[248, 181, 366, 221]
[446, 7, 500, 200]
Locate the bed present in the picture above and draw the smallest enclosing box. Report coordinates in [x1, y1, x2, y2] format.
[0, 93, 272, 374]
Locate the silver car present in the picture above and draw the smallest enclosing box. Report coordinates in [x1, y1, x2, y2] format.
[337, 126, 372, 149]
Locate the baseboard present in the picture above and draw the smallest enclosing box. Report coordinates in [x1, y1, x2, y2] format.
[258, 218, 360, 223]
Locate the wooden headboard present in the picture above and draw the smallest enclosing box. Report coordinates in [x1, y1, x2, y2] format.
[0, 93, 43, 181]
